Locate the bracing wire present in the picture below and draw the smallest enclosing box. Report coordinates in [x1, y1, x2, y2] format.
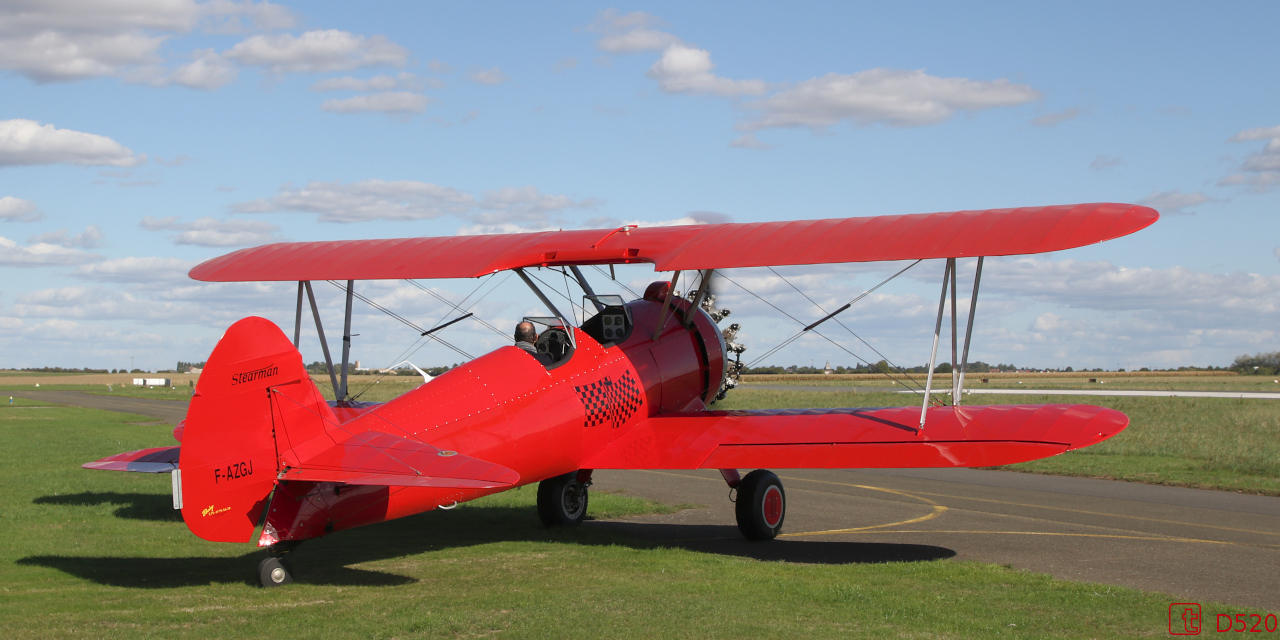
[719, 263, 938, 402]
[526, 268, 586, 320]
[590, 264, 640, 298]
[326, 281, 473, 361]
[338, 276, 502, 401]
[765, 263, 927, 392]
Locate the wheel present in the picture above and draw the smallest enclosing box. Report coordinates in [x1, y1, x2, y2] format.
[537, 472, 589, 527]
[735, 469, 785, 540]
[258, 556, 293, 588]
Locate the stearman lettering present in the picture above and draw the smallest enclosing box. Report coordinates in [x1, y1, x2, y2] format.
[230, 363, 278, 386]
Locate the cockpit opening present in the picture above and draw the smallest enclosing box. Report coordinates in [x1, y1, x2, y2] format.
[579, 294, 633, 346]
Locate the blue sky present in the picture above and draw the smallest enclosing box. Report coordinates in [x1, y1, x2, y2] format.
[1, 1, 1277, 373]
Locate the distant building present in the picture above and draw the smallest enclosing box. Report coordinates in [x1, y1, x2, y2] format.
[134, 378, 171, 386]
[187, 367, 202, 374]
[823, 360, 834, 375]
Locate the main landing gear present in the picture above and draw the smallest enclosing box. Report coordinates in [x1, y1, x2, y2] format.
[537, 470, 592, 527]
[726, 469, 786, 540]
[258, 540, 301, 588]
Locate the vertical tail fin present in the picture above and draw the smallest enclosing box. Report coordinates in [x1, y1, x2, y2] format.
[179, 316, 335, 543]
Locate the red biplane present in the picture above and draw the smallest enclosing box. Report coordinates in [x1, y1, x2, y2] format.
[86, 203, 1157, 587]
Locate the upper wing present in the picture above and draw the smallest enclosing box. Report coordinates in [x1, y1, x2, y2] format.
[190, 203, 1157, 282]
[279, 430, 521, 489]
[583, 404, 1128, 470]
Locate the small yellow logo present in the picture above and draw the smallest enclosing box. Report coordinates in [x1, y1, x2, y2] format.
[201, 504, 231, 517]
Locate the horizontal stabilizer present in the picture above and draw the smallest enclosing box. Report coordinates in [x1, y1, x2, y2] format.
[585, 404, 1128, 470]
[281, 430, 520, 489]
[83, 446, 180, 473]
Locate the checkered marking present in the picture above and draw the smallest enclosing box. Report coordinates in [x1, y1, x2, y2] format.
[574, 370, 642, 429]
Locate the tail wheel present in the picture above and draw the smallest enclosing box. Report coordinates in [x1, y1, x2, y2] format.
[735, 469, 785, 540]
[537, 472, 589, 527]
[258, 556, 293, 588]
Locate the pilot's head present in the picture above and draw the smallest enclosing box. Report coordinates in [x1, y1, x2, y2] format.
[514, 321, 537, 344]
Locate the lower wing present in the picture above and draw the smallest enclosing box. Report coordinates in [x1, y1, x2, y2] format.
[585, 404, 1126, 470]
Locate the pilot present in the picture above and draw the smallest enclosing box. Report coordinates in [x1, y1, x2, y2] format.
[515, 321, 554, 365]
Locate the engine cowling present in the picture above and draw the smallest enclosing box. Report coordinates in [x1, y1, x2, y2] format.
[618, 281, 728, 412]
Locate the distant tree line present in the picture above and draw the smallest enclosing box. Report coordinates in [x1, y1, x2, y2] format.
[1233, 351, 1280, 375]
[176, 361, 207, 371]
[16, 367, 110, 373]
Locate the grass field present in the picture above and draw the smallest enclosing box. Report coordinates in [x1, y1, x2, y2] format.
[1, 402, 1266, 638]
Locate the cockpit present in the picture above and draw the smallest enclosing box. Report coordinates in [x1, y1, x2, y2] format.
[578, 294, 633, 346]
[520, 295, 634, 369]
[522, 316, 575, 367]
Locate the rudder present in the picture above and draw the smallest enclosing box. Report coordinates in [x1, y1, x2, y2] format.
[179, 316, 334, 543]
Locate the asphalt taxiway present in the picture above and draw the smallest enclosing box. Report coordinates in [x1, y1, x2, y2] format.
[590, 468, 1280, 611]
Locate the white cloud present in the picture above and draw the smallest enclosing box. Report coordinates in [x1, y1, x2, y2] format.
[140, 215, 281, 246]
[474, 186, 598, 225]
[163, 48, 238, 89]
[1090, 155, 1122, 171]
[986, 258, 1280, 321]
[646, 44, 767, 97]
[1031, 312, 1088, 333]
[233, 180, 596, 226]
[225, 29, 409, 74]
[28, 224, 105, 248]
[11, 285, 200, 322]
[73, 256, 196, 283]
[427, 59, 451, 73]
[469, 67, 507, 85]
[0, 235, 100, 266]
[1221, 124, 1280, 192]
[1137, 189, 1217, 216]
[320, 91, 430, 115]
[0, 196, 43, 222]
[233, 180, 475, 223]
[199, 0, 297, 34]
[310, 72, 421, 91]
[588, 9, 680, 53]
[0, 0, 293, 83]
[740, 69, 1041, 130]
[1030, 107, 1083, 127]
[730, 134, 772, 149]
[586, 10, 1033, 133]
[0, 119, 145, 167]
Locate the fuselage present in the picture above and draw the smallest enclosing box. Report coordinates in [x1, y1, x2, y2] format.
[263, 288, 727, 543]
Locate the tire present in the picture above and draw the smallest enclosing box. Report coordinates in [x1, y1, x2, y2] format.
[735, 469, 785, 540]
[258, 556, 293, 587]
[537, 472, 589, 527]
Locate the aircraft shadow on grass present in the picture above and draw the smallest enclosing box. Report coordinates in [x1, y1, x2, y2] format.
[20, 503, 955, 589]
[33, 492, 181, 522]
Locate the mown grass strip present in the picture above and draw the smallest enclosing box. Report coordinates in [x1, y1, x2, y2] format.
[1, 403, 1270, 638]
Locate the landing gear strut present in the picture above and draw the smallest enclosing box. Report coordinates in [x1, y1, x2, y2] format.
[537, 471, 591, 527]
[733, 469, 786, 540]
